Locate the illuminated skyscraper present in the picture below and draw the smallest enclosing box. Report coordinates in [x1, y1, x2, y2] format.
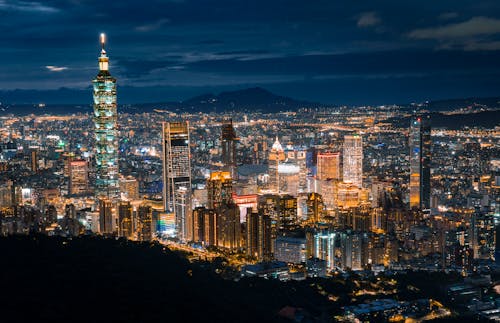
[207, 171, 233, 209]
[98, 198, 114, 234]
[246, 209, 272, 261]
[409, 115, 431, 209]
[221, 119, 238, 180]
[317, 152, 340, 180]
[69, 159, 88, 195]
[343, 134, 363, 188]
[269, 137, 285, 192]
[92, 33, 118, 198]
[136, 204, 153, 241]
[118, 201, 133, 239]
[162, 121, 192, 240]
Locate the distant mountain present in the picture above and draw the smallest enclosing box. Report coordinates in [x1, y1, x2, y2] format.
[422, 97, 500, 111]
[180, 87, 317, 112]
[387, 110, 500, 130]
[0, 87, 318, 115]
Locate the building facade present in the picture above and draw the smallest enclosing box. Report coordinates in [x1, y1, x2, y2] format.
[93, 34, 119, 198]
[162, 121, 192, 240]
[409, 115, 431, 209]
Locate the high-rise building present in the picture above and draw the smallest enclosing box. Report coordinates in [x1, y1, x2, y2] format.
[136, 204, 153, 241]
[216, 202, 241, 250]
[69, 159, 89, 195]
[221, 119, 238, 180]
[268, 137, 285, 192]
[258, 194, 298, 237]
[93, 34, 119, 198]
[343, 134, 363, 188]
[193, 206, 217, 246]
[317, 152, 340, 180]
[98, 198, 114, 234]
[119, 176, 139, 200]
[118, 201, 133, 239]
[274, 233, 307, 264]
[207, 171, 232, 209]
[409, 115, 431, 209]
[246, 209, 272, 261]
[278, 163, 300, 195]
[162, 121, 192, 240]
[253, 138, 268, 164]
[306, 192, 325, 223]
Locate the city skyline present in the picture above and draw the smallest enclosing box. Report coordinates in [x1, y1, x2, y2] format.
[0, 2, 499, 322]
[0, 1, 500, 104]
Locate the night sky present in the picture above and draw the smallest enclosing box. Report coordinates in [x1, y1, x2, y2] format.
[1, 0, 500, 105]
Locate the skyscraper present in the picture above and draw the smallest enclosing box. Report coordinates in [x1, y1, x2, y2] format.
[93, 33, 118, 198]
[162, 121, 192, 240]
[69, 159, 88, 195]
[343, 134, 363, 188]
[409, 115, 431, 209]
[118, 201, 133, 239]
[317, 152, 340, 180]
[207, 171, 233, 209]
[136, 204, 153, 241]
[246, 209, 272, 261]
[269, 137, 285, 192]
[221, 119, 238, 180]
[98, 198, 114, 234]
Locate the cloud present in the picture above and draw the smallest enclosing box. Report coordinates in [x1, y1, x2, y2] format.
[45, 65, 68, 72]
[408, 16, 500, 39]
[463, 41, 500, 51]
[0, 0, 59, 13]
[357, 12, 381, 28]
[135, 18, 170, 32]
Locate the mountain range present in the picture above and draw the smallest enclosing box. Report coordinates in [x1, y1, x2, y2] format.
[0, 87, 499, 118]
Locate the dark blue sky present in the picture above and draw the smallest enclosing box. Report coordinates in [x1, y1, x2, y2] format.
[1, 0, 500, 104]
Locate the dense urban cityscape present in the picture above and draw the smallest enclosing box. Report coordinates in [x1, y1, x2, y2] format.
[0, 33, 498, 322]
[1, 0, 500, 321]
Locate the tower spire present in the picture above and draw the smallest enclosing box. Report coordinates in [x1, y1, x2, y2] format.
[100, 33, 106, 54]
[98, 33, 109, 71]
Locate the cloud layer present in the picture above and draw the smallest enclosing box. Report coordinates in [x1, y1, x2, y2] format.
[0, 0, 499, 104]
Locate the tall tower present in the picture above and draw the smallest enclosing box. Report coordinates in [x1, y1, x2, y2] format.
[269, 136, 285, 192]
[343, 134, 363, 188]
[93, 33, 118, 198]
[221, 119, 238, 180]
[162, 121, 192, 240]
[409, 115, 431, 209]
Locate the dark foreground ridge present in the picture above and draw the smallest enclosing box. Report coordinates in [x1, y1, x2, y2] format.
[0, 235, 322, 323]
[0, 235, 478, 322]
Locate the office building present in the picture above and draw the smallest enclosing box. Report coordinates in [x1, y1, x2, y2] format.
[69, 159, 88, 195]
[221, 119, 238, 180]
[207, 171, 232, 209]
[98, 198, 114, 234]
[246, 209, 272, 261]
[343, 134, 363, 188]
[136, 204, 153, 241]
[93, 34, 119, 198]
[118, 201, 133, 239]
[119, 176, 139, 200]
[317, 152, 340, 180]
[162, 121, 192, 240]
[268, 137, 285, 192]
[409, 115, 431, 209]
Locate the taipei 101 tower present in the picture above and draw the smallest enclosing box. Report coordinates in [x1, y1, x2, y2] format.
[93, 33, 119, 198]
